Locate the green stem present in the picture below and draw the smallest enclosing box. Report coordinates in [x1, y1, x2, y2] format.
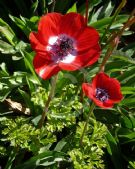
[100, 0, 126, 44]
[51, 0, 56, 12]
[5, 148, 18, 169]
[21, 51, 41, 85]
[99, 9, 135, 73]
[85, 0, 89, 25]
[99, 41, 116, 72]
[104, 9, 135, 49]
[41, 0, 47, 14]
[38, 74, 58, 128]
[80, 102, 95, 146]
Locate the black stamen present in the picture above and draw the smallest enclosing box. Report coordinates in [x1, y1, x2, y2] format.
[54, 37, 73, 56]
[96, 88, 109, 102]
[48, 34, 76, 62]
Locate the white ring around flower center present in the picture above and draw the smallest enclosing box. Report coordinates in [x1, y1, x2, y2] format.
[46, 34, 77, 64]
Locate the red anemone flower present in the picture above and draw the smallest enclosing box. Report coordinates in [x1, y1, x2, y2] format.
[29, 12, 100, 80]
[82, 72, 123, 108]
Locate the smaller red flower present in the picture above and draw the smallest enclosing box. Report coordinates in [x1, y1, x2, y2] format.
[82, 72, 123, 108]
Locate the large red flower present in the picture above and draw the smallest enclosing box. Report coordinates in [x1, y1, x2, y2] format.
[82, 72, 123, 108]
[29, 12, 100, 79]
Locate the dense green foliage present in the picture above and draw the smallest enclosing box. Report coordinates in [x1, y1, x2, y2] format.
[0, 0, 135, 169]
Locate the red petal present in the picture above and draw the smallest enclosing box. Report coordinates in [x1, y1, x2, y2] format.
[107, 78, 123, 102]
[93, 73, 123, 102]
[29, 32, 47, 55]
[103, 100, 114, 108]
[82, 44, 100, 67]
[59, 59, 81, 71]
[82, 83, 114, 108]
[77, 26, 100, 52]
[59, 12, 86, 37]
[92, 97, 114, 108]
[92, 72, 110, 89]
[33, 54, 60, 80]
[91, 72, 123, 106]
[59, 46, 100, 71]
[38, 13, 63, 44]
[82, 83, 95, 99]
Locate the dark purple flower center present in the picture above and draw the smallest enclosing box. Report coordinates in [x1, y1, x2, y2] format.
[60, 37, 73, 52]
[96, 88, 109, 102]
[47, 34, 76, 62]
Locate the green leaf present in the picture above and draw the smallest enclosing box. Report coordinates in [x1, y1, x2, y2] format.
[122, 42, 135, 57]
[15, 40, 29, 52]
[120, 98, 135, 107]
[22, 51, 41, 85]
[0, 72, 26, 101]
[30, 16, 39, 23]
[121, 87, 135, 95]
[90, 0, 102, 7]
[67, 3, 77, 13]
[0, 62, 9, 76]
[118, 129, 135, 140]
[112, 55, 135, 64]
[40, 0, 47, 14]
[47, 0, 53, 5]
[54, 140, 67, 151]
[14, 151, 67, 169]
[117, 67, 135, 83]
[91, 1, 114, 22]
[94, 109, 120, 124]
[105, 60, 128, 73]
[18, 88, 33, 111]
[117, 127, 135, 144]
[90, 15, 129, 29]
[120, 116, 133, 129]
[0, 40, 16, 54]
[30, 0, 39, 13]
[100, 0, 126, 42]
[55, 0, 75, 13]
[0, 18, 17, 45]
[101, 1, 114, 18]
[9, 15, 31, 36]
[5, 149, 17, 169]
[129, 116, 135, 128]
[105, 130, 123, 169]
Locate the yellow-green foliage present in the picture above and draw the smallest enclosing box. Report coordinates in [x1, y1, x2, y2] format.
[0, 117, 56, 154]
[68, 119, 107, 169]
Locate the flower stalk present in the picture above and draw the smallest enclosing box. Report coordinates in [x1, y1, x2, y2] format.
[99, 40, 116, 72]
[100, 0, 127, 44]
[106, 8, 135, 47]
[80, 102, 95, 146]
[85, 0, 89, 25]
[51, 0, 56, 12]
[99, 8, 135, 73]
[38, 74, 58, 128]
